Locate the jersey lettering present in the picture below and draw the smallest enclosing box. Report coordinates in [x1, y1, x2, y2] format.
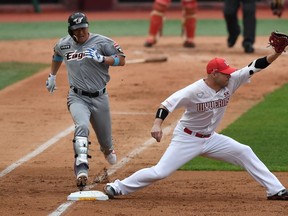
[196, 96, 230, 112]
[65, 51, 85, 61]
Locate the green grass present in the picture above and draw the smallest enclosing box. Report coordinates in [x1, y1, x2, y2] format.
[181, 84, 288, 172]
[0, 19, 287, 40]
[0, 62, 49, 90]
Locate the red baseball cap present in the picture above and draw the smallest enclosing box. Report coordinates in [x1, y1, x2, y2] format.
[206, 57, 237, 75]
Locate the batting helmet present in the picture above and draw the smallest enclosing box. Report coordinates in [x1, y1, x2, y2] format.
[68, 12, 89, 37]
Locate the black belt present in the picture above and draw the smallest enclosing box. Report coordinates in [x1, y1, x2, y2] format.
[72, 87, 106, 98]
[184, 128, 211, 138]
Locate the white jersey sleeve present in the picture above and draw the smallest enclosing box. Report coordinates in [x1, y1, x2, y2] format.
[161, 84, 196, 113]
[228, 59, 262, 94]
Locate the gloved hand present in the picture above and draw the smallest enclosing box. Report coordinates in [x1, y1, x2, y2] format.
[269, 31, 288, 53]
[85, 48, 105, 63]
[46, 73, 56, 93]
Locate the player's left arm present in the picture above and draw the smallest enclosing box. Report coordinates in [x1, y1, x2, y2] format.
[102, 54, 126, 66]
[248, 31, 288, 75]
[85, 40, 126, 66]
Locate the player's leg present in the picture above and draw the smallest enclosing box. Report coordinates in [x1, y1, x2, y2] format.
[68, 97, 91, 189]
[105, 124, 204, 196]
[241, 0, 256, 53]
[223, 0, 241, 47]
[90, 93, 116, 165]
[182, 0, 197, 48]
[204, 133, 286, 197]
[144, 0, 171, 47]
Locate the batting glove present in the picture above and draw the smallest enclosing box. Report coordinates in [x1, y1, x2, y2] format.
[46, 73, 56, 93]
[85, 48, 105, 63]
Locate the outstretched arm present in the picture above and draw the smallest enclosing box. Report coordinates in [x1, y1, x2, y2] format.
[266, 51, 282, 64]
[250, 32, 287, 72]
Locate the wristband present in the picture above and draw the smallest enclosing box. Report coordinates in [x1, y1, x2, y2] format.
[112, 55, 120, 66]
[155, 108, 169, 120]
[53, 55, 63, 62]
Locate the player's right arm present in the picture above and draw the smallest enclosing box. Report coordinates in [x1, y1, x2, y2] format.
[151, 105, 169, 142]
[46, 50, 63, 94]
[51, 51, 63, 75]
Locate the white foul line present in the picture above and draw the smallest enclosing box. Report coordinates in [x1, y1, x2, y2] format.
[48, 122, 177, 216]
[0, 125, 75, 178]
[0, 112, 153, 178]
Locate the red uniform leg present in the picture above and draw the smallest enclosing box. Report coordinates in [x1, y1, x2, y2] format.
[144, 0, 170, 47]
[182, 0, 197, 48]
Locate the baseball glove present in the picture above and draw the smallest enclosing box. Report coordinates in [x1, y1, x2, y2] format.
[269, 31, 288, 53]
[270, 0, 285, 17]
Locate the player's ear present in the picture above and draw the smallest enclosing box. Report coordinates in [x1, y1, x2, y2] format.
[211, 71, 218, 77]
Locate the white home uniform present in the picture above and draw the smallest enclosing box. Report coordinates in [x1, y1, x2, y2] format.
[108, 59, 285, 197]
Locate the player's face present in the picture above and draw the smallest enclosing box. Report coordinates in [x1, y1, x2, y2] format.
[72, 27, 89, 44]
[214, 72, 231, 88]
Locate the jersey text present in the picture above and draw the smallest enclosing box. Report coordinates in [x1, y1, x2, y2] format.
[196, 97, 230, 112]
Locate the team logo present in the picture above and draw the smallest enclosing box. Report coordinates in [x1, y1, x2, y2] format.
[197, 92, 204, 98]
[65, 51, 85, 61]
[73, 17, 83, 24]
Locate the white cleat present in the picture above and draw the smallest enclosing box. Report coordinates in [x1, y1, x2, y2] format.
[105, 150, 117, 165]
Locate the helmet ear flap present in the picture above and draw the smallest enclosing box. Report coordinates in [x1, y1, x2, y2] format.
[68, 28, 73, 37]
[68, 27, 73, 37]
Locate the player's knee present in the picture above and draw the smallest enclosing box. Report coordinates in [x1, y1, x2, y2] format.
[182, 0, 197, 12]
[153, 1, 168, 13]
[238, 145, 254, 158]
[223, 8, 238, 17]
[183, 7, 196, 16]
[75, 123, 89, 135]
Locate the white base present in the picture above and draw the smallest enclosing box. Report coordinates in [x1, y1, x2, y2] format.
[67, 190, 109, 201]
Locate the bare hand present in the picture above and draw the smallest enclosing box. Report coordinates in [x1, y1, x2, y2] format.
[151, 124, 163, 142]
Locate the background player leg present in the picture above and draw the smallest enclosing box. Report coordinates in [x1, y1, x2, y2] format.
[182, 0, 197, 48]
[144, 1, 169, 47]
[241, 0, 256, 53]
[223, 0, 241, 48]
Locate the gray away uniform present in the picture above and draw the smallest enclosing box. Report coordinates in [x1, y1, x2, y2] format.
[54, 33, 125, 173]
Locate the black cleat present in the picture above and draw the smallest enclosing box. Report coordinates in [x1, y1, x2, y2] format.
[243, 43, 254, 53]
[227, 30, 240, 48]
[183, 41, 195, 48]
[103, 185, 119, 198]
[76, 173, 88, 191]
[268, 189, 288, 200]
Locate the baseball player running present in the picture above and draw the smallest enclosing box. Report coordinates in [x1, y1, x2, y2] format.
[46, 12, 126, 190]
[104, 32, 288, 200]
